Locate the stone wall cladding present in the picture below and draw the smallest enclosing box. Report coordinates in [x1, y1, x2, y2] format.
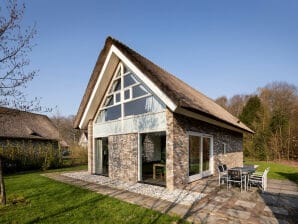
[166, 111, 244, 189]
[108, 133, 138, 183]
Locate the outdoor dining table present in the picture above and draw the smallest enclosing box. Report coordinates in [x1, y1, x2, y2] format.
[229, 166, 257, 191]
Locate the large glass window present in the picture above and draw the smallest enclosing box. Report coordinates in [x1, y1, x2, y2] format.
[189, 136, 201, 176]
[96, 62, 165, 123]
[189, 134, 212, 180]
[141, 132, 166, 186]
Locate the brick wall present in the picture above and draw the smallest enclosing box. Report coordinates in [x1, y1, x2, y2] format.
[108, 133, 138, 183]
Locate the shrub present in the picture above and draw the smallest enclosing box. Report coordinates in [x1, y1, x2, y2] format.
[0, 140, 63, 173]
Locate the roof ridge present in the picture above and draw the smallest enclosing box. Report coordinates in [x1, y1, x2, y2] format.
[0, 106, 48, 118]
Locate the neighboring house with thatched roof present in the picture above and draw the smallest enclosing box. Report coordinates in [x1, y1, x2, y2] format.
[74, 36, 253, 190]
[0, 106, 68, 150]
[78, 131, 88, 149]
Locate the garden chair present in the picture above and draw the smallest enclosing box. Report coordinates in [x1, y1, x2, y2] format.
[248, 167, 270, 192]
[217, 165, 227, 186]
[227, 169, 246, 192]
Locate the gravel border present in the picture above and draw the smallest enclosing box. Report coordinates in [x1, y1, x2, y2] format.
[62, 171, 205, 206]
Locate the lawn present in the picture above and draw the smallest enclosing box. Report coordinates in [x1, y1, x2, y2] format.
[0, 166, 186, 224]
[244, 160, 298, 183]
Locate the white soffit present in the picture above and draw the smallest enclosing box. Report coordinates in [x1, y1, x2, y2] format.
[79, 44, 177, 129]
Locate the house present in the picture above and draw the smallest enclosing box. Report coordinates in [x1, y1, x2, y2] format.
[0, 106, 68, 150]
[78, 131, 88, 148]
[74, 37, 253, 190]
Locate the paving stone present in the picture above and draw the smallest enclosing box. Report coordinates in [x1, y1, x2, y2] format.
[279, 196, 298, 208]
[265, 206, 288, 216]
[235, 200, 256, 208]
[43, 172, 298, 224]
[277, 219, 289, 224]
[259, 215, 279, 224]
[214, 196, 229, 203]
[226, 209, 251, 220]
[279, 189, 298, 195]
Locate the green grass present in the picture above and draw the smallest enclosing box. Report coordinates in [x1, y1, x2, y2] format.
[0, 167, 186, 224]
[244, 160, 298, 183]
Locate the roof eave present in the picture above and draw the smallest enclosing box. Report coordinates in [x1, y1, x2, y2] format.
[176, 107, 254, 134]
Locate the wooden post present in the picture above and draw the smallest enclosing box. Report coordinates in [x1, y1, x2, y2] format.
[0, 156, 6, 205]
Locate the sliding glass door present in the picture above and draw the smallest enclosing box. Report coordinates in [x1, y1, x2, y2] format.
[188, 133, 212, 181]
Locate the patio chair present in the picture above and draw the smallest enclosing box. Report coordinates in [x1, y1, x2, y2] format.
[217, 165, 227, 186]
[248, 167, 270, 192]
[227, 169, 246, 192]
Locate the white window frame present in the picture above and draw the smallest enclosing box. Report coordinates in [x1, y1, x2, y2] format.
[95, 61, 164, 123]
[187, 131, 214, 182]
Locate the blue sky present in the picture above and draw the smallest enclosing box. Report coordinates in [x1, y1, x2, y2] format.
[20, 0, 298, 116]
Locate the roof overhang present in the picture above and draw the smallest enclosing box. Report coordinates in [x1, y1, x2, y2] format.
[78, 45, 177, 129]
[175, 107, 254, 134]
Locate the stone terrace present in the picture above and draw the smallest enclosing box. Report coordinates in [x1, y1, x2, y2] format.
[44, 172, 298, 224]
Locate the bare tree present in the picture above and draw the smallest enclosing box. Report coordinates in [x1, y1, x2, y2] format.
[0, 0, 38, 205]
[0, 0, 38, 110]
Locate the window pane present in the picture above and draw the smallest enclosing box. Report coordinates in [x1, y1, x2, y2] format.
[189, 136, 201, 176]
[115, 93, 121, 103]
[104, 95, 113, 106]
[123, 64, 130, 74]
[124, 89, 130, 100]
[106, 105, 121, 121]
[109, 79, 121, 93]
[202, 137, 210, 172]
[115, 69, 121, 77]
[124, 97, 150, 116]
[124, 73, 137, 87]
[132, 85, 148, 98]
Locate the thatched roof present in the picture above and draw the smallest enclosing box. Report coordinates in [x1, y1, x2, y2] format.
[74, 37, 253, 133]
[0, 107, 66, 142]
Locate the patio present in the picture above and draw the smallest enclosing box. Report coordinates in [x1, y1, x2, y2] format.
[44, 171, 298, 224]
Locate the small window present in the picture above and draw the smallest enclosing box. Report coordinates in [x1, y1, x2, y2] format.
[123, 64, 130, 74]
[104, 95, 113, 106]
[124, 74, 137, 87]
[115, 93, 121, 103]
[132, 85, 148, 98]
[222, 143, 227, 154]
[110, 79, 121, 93]
[115, 69, 121, 77]
[124, 89, 130, 100]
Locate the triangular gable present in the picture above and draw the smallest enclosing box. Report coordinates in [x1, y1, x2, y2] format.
[78, 44, 176, 129]
[75, 37, 253, 134]
[94, 61, 166, 123]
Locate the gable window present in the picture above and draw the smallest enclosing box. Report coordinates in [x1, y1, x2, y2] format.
[96, 62, 165, 123]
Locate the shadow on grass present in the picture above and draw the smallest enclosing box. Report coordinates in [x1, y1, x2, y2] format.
[26, 197, 104, 224]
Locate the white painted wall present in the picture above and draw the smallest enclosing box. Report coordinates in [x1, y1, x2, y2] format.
[93, 111, 166, 137]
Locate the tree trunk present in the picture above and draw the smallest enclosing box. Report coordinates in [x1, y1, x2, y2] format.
[0, 156, 6, 205]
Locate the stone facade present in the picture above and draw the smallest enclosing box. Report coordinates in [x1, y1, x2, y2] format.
[89, 110, 244, 190]
[108, 133, 138, 183]
[166, 110, 243, 190]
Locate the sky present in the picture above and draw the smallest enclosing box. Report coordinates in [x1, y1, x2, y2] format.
[15, 0, 298, 116]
